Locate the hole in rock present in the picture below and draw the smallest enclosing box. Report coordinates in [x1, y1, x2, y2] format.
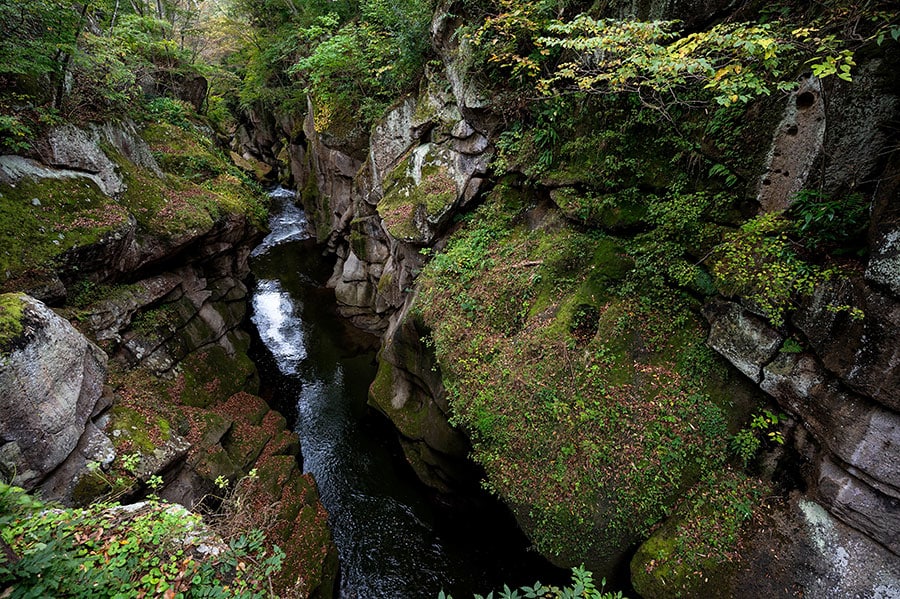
[796, 91, 816, 109]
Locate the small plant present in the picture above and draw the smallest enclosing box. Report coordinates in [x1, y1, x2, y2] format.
[731, 409, 785, 466]
[439, 564, 626, 598]
[780, 338, 803, 353]
[751, 409, 785, 445]
[121, 452, 141, 473]
[711, 213, 834, 326]
[730, 429, 761, 467]
[0, 482, 283, 597]
[789, 189, 868, 249]
[147, 474, 163, 491]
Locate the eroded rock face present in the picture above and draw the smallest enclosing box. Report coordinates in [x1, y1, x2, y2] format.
[757, 77, 827, 212]
[731, 497, 900, 598]
[0, 294, 108, 488]
[792, 277, 900, 412]
[368, 303, 472, 491]
[34, 120, 163, 197]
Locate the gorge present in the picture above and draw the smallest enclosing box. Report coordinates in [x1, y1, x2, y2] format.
[1, 0, 899, 597]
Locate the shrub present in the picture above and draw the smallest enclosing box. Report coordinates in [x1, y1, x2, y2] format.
[789, 189, 869, 250]
[0, 482, 282, 598]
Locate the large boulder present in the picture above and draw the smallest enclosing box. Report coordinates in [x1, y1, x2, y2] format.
[0, 293, 108, 488]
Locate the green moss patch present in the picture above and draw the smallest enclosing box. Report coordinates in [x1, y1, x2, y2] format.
[416, 186, 744, 570]
[0, 176, 127, 278]
[631, 468, 769, 598]
[0, 292, 25, 354]
[174, 341, 258, 408]
[378, 147, 459, 241]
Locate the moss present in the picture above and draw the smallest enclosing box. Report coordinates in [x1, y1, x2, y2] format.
[70, 470, 115, 506]
[631, 468, 768, 598]
[109, 406, 169, 453]
[0, 293, 25, 354]
[368, 358, 429, 439]
[105, 129, 266, 239]
[417, 190, 739, 573]
[377, 148, 459, 241]
[0, 176, 126, 278]
[176, 340, 258, 408]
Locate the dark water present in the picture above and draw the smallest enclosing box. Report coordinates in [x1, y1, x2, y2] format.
[249, 189, 564, 598]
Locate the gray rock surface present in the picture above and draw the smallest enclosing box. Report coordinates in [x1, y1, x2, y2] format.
[703, 299, 784, 382]
[732, 497, 900, 598]
[0, 294, 108, 488]
[757, 77, 827, 212]
[761, 352, 900, 553]
[867, 228, 900, 298]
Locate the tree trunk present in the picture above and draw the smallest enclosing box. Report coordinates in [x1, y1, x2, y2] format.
[108, 0, 120, 34]
[54, 2, 90, 111]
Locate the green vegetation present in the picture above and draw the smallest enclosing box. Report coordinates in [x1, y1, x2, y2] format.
[416, 186, 744, 564]
[631, 468, 768, 597]
[0, 293, 25, 354]
[0, 102, 266, 285]
[0, 176, 124, 281]
[0, 0, 220, 150]
[0, 481, 283, 598]
[441, 565, 627, 598]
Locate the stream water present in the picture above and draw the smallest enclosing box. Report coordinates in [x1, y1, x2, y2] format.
[248, 189, 563, 598]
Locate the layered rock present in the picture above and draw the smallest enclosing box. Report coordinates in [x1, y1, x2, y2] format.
[0, 116, 338, 597]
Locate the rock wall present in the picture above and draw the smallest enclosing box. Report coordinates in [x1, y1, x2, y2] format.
[237, 4, 900, 595]
[0, 293, 109, 490]
[0, 119, 338, 597]
[679, 58, 900, 597]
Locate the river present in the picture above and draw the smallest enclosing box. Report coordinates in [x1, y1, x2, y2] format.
[248, 189, 563, 598]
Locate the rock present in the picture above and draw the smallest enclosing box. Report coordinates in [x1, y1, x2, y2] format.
[0, 154, 112, 195]
[46, 125, 126, 196]
[84, 273, 183, 341]
[369, 97, 417, 188]
[368, 303, 473, 491]
[703, 299, 783, 382]
[96, 120, 163, 177]
[732, 497, 900, 598]
[867, 228, 900, 298]
[762, 353, 900, 494]
[0, 294, 108, 489]
[760, 352, 900, 551]
[792, 277, 900, 412]
[817, 457, 900, 555]
[818, 58, 899, 197]
[756, 76, 827, 212]
[37, 421, 116, 505]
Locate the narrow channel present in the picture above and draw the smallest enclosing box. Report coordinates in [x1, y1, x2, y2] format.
[248, 190, 562, 598]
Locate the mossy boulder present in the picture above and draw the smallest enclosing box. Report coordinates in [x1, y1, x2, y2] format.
[174, 339, 258, 408]
[377, 144, 460, 243]
[415, 187, 758, 575]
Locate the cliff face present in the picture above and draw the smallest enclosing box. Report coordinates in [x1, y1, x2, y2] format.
[0, 118, 337, 597]
[234, 3, 900, 597]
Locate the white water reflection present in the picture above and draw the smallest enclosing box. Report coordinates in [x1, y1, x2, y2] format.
[251, 279, 307, 375]
[251, 187, 308, 257]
